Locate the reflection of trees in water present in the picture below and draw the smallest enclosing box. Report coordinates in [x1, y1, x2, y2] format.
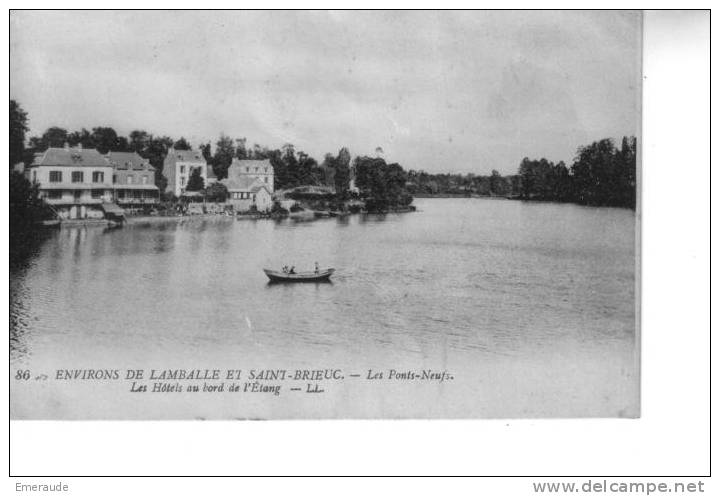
[10, 228, 53, 271]
[10, 229, 56, 361]
[10, 289, 30, 361]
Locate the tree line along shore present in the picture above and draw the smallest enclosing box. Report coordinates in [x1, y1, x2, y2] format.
[10, 98, 636, 257]
[407, 136, 636, 209]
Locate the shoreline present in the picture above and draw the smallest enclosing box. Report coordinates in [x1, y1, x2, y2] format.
[54, 207, 417, 228]
[414, 194, 635, 210]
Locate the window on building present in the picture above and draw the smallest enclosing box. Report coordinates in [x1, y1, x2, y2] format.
[126, 176, 133, 185]
[49, 171, 63, 182]
[113, 174, 117, 184]
[73, 190, 82, 201]
[181, 177, 185, 186]
[47, 190, 62, 199]
[246, 167, 249, 172]
[32, 171, 37, 183]
[71, 171, 83, 183]
[134, 190, 142, 199]
[180, 165, 185, 174]
[142, 176, 148, 185]
[118, 190, 125, 199]
[264, 177, 268, 183]
[92, 171, 104, 183]
[91, 189, 102, 199]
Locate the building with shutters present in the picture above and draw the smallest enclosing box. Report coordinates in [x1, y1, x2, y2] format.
[162, 148, 208, 197]
[105, 151, 159, 211]
[27, 144, 115, 220]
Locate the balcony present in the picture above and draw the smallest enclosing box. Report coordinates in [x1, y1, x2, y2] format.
[44, 196, 105, 205]
[116, 197, 158, 204]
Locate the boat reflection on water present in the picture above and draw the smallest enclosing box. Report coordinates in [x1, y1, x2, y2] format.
[265, 279, 334, 287]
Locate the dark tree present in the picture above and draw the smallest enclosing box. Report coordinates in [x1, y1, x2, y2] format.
[144, 135, 174, 192]
[281, 143, 299, 185]
[173, 137, 192, 150]
[10, 100, 28, 167]
[571, 138, 620, 206]
[185, 168, 205, 191]
[9, 103, 54, 263]
[205, 182, 228, 202]
[235, 138, 248, 159]
[129, 130, 151, 153]
[333, 147, 351, 198]
[30, 127, 68, 150]
[67, 128, 93, 149]
[90, 127, 128, 153]
[199, 142, 212, 164]
[250, 143, 272, 160]
[316, 153, 335, 186]
[353, 156, 412, 211]
[212, 134, 235, 180]
[296, 151, 318, 186]
[617, 136, 637, 209]
[489, 169, 507, 196]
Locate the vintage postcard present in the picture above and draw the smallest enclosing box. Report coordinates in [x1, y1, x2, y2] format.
[9, 10, 641, 419]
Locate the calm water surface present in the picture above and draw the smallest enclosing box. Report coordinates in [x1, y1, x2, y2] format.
[10, 198, 638, 418]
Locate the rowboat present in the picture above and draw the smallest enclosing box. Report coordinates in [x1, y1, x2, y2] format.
[263, 268, 335, 283]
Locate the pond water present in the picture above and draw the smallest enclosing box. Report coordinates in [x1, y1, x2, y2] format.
[10, 198, 638, 419]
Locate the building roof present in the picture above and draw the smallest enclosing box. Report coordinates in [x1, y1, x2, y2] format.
[229, 158, 273, 174]
[221, 158, 273, 191]
[105, 151, 154, 171]
[31, 146, 110, 168]
[165, 148, 205, 163]
[221, 175, 264, 192]
[250, 184, 272, 194]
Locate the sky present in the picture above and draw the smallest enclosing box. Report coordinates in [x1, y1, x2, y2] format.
[10, 10, 641, 174]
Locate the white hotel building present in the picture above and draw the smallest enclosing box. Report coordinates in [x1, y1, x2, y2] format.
[162, 148, 208, 197]
[27, 144, 115, 220]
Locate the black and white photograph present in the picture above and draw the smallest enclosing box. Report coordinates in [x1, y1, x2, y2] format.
[10, 9, 642, 421]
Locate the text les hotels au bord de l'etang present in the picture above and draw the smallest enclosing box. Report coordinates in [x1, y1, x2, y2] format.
[14, 368, 455, 397]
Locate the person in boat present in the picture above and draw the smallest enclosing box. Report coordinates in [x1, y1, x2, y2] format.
[282, 266, 288, 273]
[289, 266, 296, 274]
[315, 261, 319, 274]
